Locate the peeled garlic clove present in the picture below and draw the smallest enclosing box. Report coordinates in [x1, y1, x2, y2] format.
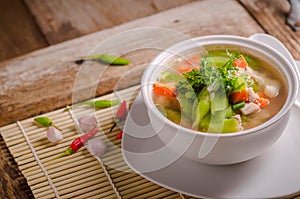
[78, 116, 97, 132]
[46, 126, 63, 142]
[87, 139, 107, 157]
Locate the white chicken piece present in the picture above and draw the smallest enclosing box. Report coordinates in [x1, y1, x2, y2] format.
[253, 75, 265, 87]
[232, 114, 243, 131]
[264, 80, 281, 98]
[247, 87, 260, 102]
[236, 67, 246, 76]
[240, 102, 261, 115]
[245, 66, 266, 87]
[233, 114, 242, 124]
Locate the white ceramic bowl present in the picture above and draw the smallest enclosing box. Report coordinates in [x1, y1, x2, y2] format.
[141, 34, 299, 165]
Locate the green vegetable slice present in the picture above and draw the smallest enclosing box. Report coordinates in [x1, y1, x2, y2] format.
[206, 56, 229, 67]
[225, 105, 234, 118]
[165, 109, 181, 124]
[210, 88, 228, 114]
[192, 88, 211, 128]
[160, 72, 184, 83]
[231, 76, 247, 92]
[222, 118, 241, 133]
[176, 80, 197, 124]
[207, 110, 226, 133]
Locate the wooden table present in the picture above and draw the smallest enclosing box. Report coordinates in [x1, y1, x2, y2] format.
[1, 0, 300, 198]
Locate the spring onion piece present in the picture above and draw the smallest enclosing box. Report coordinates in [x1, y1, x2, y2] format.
[232, 101, 246, 110]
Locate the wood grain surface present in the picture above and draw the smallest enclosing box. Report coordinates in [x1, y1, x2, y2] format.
[0, 0, 197, 63]
[239, 0, 300, 60]
[0, 136, 34, 199]
[24, 0, 195, 44]
[0, 0, 263, 127]
[3, 0, 300, 198]
[0, 0, 48, 62]
[0, 1, 263, 196]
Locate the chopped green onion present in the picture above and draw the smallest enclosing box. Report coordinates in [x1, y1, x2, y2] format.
[232, 101, 246, 110]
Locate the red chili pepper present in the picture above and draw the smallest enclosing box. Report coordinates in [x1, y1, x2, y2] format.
[110, 100, 127, 132]
[116, 131, 123, 139]
[56, 129, 99, 158]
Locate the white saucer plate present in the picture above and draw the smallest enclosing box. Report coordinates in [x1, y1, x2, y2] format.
[122, 64, 300, 199]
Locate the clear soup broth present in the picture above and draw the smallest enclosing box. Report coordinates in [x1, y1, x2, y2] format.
[152, 46, 288, 133]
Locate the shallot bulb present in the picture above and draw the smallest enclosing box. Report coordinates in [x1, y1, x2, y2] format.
[87, 139, 107, 157]
[78, 115, 97, 132]
[46, 126, 63, 142]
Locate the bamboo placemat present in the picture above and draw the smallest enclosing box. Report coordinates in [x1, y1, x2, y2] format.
[0, 85, 199, 199]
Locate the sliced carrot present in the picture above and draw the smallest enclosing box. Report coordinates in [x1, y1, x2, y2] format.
[153, 83, 176, 98]
[173, 62, 194, 74]
[229, 89, 248, 104]
[177, 66, 193, 73]
[256, 92, 267, 98]
[233, 55, 248, 69]
[254, 97, 270, 108]
[174, 55, 200, 73]
[260, 98, 270, 108]
[185, 54, 201, 64]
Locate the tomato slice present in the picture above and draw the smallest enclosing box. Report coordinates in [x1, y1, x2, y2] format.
[153, 84, 176, 98]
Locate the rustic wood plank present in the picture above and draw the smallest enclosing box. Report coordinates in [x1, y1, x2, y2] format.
[0, 0, 264, 127]
[24, 0, 197, 44]
[0, 1, 264, 198]
[0, 135, 34, 199]
[0, 0, 48, 62]
[153, 0, 197, 10]
[238, 0, 300, 60]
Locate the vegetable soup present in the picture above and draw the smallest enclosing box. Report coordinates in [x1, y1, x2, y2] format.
[152, 47, 288, 133]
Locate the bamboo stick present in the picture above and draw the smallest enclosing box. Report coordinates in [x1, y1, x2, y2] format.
[133, 190, 180, 199]
[121, 183, 162, 198]
[65, 189, 116, 199]
[107, 165, 132, 175]
[59, 183, 113, 198]
[118, 178, 149, 191]
[112, 172, 138, 182]
[115, 175, 146, 188]
[51, 166, 104, 183]
[56, 176, 111, 194]
[32, 186, 59, 199]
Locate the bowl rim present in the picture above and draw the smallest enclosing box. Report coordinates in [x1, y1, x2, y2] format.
[141, 34, 299, 138]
